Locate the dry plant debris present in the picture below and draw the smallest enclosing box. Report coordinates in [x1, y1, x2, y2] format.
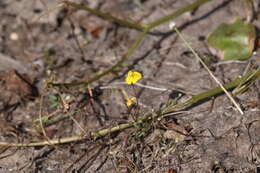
[0, 0, 259, 172]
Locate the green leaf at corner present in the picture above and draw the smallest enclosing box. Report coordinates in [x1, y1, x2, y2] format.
[207, 18, 256, 61]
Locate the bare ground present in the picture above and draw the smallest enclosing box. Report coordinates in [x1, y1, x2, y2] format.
[0, 0, 260, 172]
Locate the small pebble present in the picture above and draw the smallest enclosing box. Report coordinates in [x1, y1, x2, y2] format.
[10, 32, 19, 41]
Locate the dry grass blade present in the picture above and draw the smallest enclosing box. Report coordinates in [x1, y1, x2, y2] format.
[173, 27, 244, 115]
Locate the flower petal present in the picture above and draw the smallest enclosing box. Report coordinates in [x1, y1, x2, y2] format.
[126, 97, 136, 107]
[125, 71, 142, 85]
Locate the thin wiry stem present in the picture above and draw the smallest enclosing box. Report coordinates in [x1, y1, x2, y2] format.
[50, 0, 211, 87]
[173, 27, 244, 115]
[0, 68, 259, 147]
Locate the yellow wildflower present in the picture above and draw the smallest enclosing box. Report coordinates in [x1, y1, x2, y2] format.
[125, 71, 142, 85]
[126, 97, 136, 107]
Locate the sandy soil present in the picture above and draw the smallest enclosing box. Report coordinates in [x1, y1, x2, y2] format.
[0, 0, 259, 172]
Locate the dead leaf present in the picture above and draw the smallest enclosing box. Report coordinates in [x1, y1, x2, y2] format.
[84, 24, 104, 37]
[257, 38, 260, 48]
[0, 115, 17, 135]
[36, 127, 58, 139]
[163, 122, 189, 142]
[165, 122, 189, 135]
[167, 169, 178, 173]
[79, 15, 104, 38]
[164, 130, 186, 143]
[0, 70, 38, 104]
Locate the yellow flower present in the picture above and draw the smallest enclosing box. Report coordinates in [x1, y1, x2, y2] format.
[126, 97, 136, 107]
[125, 71, 142, 85]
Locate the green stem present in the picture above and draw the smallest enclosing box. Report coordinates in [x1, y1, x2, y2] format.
[146, 0, 211, 29]
[33, 111, 77, 130]
[63, 1, 145, 31]
[1, 68, 259, 146]
[162, 68, 260, 114]
[51, 0, 211, 87]
[51, 29, 149, 87]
